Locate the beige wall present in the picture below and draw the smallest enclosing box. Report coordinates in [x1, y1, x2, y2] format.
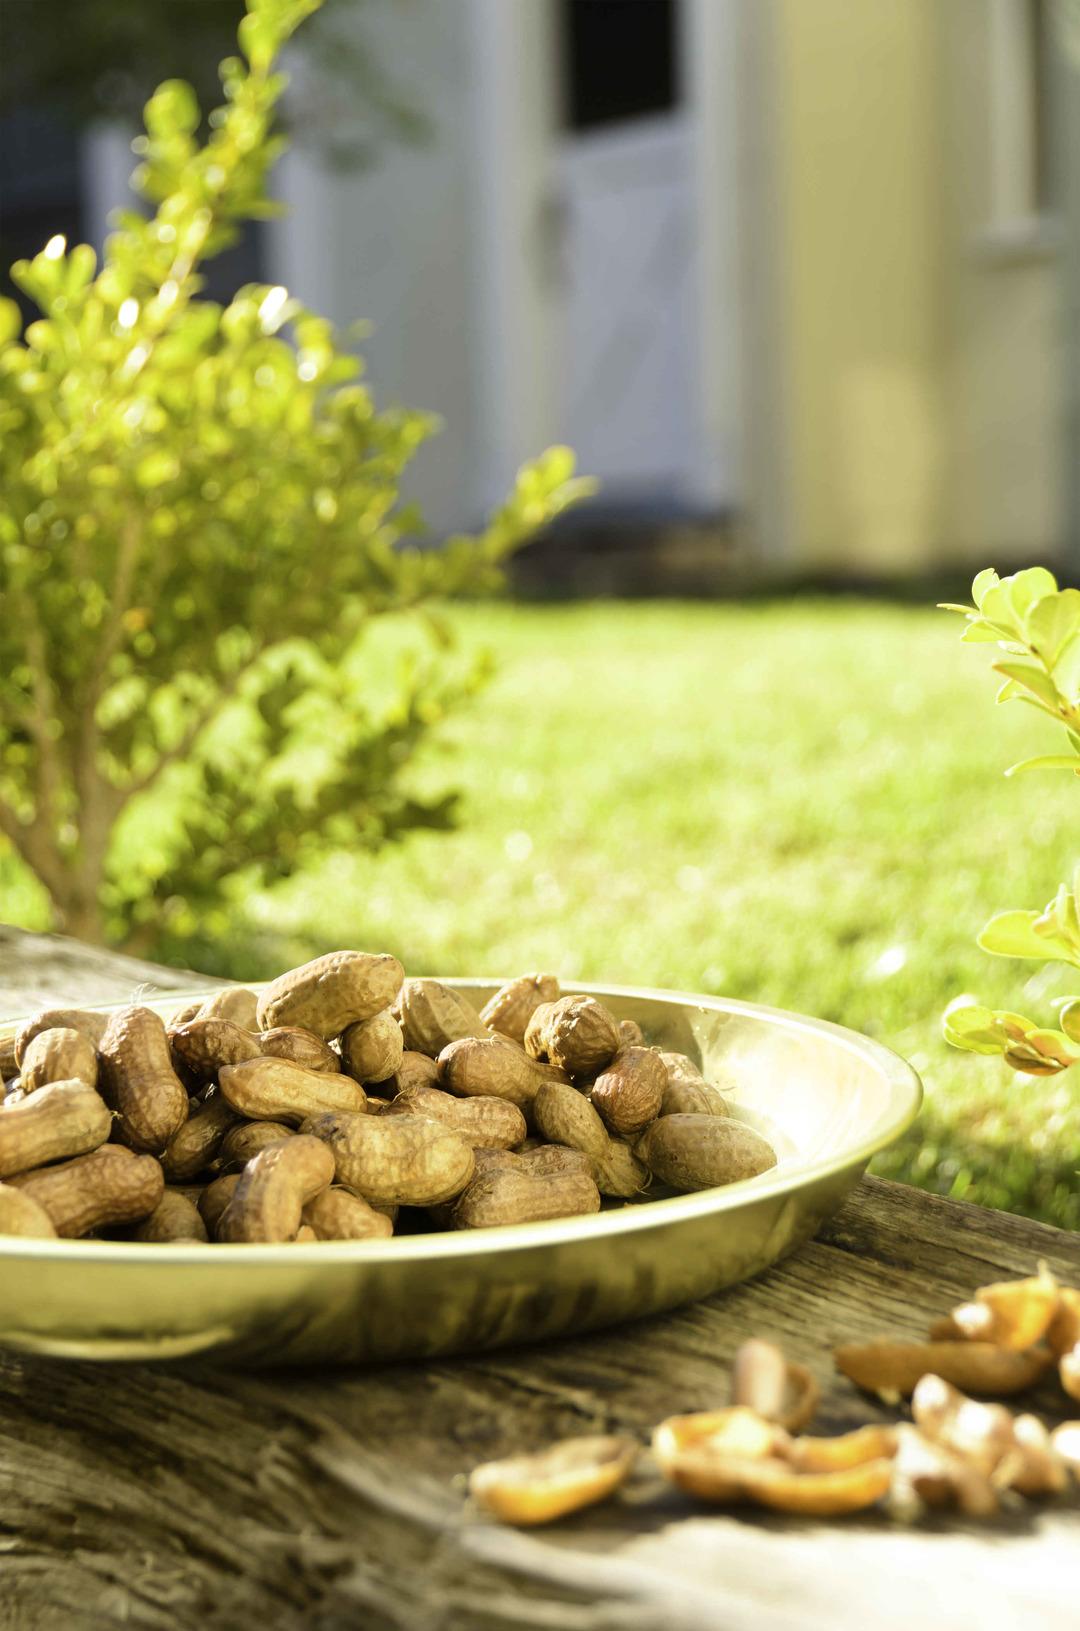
[745, 0, 1064, 570]
[768, 0, 944, 570]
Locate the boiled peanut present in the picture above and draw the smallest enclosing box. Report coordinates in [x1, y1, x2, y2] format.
[452, 1165, 600, 1229]
[304, 1109, 475, 1206]
[590, 1047, 665, 1137]
[658, 1052, 730, 1117]
[532, 1080, 648, 1197]
[257, 951, 404, 1039]
[170, 1018, 262, 1082]
[635, 1114, 776, 1192]
[161, 1094, 239, 1182]
[257, 1025, 339, 1073]
[0, 1181, 57, 1238]
[339, 1010, 404, 1083]
[15, 1007, 108, 1065]
[99, 1006, 189, 1153]
[388, 1050, 442, 1095]
[469, 1435, 636, 1525]
[533, 1080, 608, 1161]
[0, 1080, 112, 1178]
[195, 987, 260, 1030]
[384, 1082, 526, 1149]
[218, 1135, 335, 1242]
[8, 1145, 163, 1237]
[439, 1034, 551, 1108]
[523, 995, 620, 1077]
[617, 1018, 644, 1048]
[219, 1057, 366, 1124]
[0, 1032, 17, 1081]
[301, 1186, 394, 1240]
[198, 1172, 241, 1235]
[19, 1027, 99, 1093]
[132, 1189, 209, 1243]
[518, 1144, 595, 1180]
[397, 978, 489, 1055]
[479, 974, 560, 1046]
[593, 1138, 650, 1199]
[169, 1000, 204, 1027]
[219, 1120, 295, 1167]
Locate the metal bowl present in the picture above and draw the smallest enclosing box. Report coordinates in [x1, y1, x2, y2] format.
[0, 981, 920, 1365]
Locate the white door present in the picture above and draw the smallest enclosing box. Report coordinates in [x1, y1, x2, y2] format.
[554, 115, 695, 506]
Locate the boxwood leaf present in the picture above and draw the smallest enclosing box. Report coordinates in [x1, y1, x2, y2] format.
[977, 909, 1077, 962]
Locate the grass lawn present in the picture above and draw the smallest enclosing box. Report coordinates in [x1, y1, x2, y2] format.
[4, 596, 1078, 1226]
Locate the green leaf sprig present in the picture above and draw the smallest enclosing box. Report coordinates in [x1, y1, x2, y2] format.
[941, 568, 1080, 1076]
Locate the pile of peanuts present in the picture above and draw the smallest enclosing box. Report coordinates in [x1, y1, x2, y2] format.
[0, 953, 777, 1244]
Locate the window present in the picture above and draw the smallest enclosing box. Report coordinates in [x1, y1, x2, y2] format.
[559, 0, 679, 132]
[984, 0, 1060, 243]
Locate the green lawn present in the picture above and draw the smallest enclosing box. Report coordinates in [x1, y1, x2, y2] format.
[5, 597, 1078, 1226]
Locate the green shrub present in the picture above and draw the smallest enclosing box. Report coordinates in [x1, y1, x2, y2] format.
[941, 567, 1080, 1077]
[0, 0, 589, 953]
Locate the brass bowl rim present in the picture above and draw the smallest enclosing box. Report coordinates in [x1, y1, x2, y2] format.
[0, 978, 921, 1265]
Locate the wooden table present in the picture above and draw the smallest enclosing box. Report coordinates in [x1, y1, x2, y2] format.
[0, 927, 1077, 1631]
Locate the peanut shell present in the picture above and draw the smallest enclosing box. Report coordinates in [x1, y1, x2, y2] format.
[99, 1005, 189, 1154]
[132, 1189, 209, 1243]
[658, 1052, 731, 1117]
[438, 1034, 549, 1108]
[397, 978, 489, 1056]
[479, 974, 560, 1046]
[15, 1007, 108, 1066]
[384, 1082, 526, 1149]
[8, 1145, 164, 1238]
[219, 1120, 295, 1168]
[303, 1109, 475, 1207]
[0, 1080, 113, 1178]
[590, 1047, 665, 1137]
[340, 1010, 404, 1083]
[19, 1027, 99, 1093]
[218, 1134, 335, 1243]
[635, 1114, 776, 1192]
[161, 1094, 239, 1182]
[452, 1166, 600, 1229]
[523, 995, 620, 1077]
[301, 1186, 395, 1240]
[169, 1018, 262, 1082]
[257, 1026, 340, 1074]
[195, 987, 260, 1030]
[219, 1057, 366, 1125]
[0, 1182, 57, 1238]
[256, 951, 404, 1039]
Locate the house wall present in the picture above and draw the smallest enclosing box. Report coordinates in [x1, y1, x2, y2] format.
[269, 0, 481, 535]
[935, 0, 1065, 564]
[744, 0, 1065, 572]
[758, 0, 944, 571]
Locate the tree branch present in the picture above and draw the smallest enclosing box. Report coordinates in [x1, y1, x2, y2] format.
[0, 788, 66, 903]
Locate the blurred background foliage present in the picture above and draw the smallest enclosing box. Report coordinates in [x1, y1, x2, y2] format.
[0, 0, 427, 167]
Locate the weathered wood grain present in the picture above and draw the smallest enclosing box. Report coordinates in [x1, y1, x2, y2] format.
[0, 930, 1076, 1631]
